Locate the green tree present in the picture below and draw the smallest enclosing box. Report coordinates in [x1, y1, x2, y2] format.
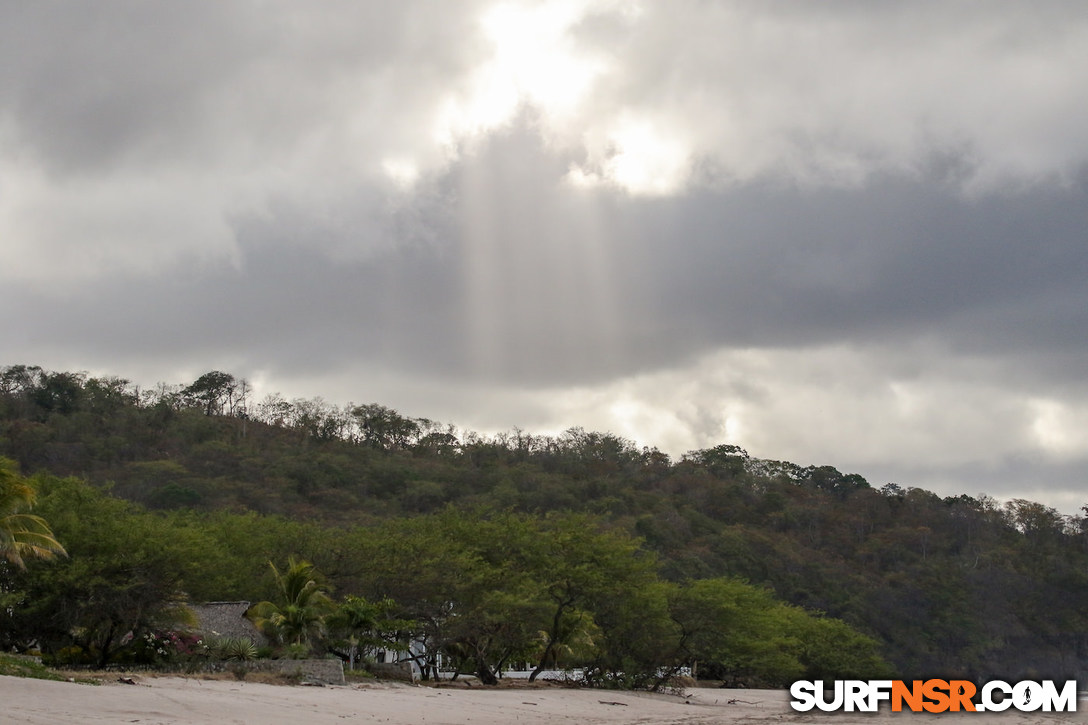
[0, 458, 66, 570]
[527, 513, 661, 682]
[791, 613, 893, 679]
[357, 509, 684, 687]
[326, 595, 404, 670]
[351, 404, 421, 450]
[169, 510, 337, 603]
[353, 510, 544, 683]
[1, 475, 198, 665]
[670, 577, 805, 684]
[181, 371, 240, 416]
[669, 577, 891, 685]
[584, 576, 678, 689]
[251, 557, 335, 651]
[529, 608, 599, 671]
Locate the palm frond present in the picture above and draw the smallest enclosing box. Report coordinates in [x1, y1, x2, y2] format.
[0, 458, 67, 569]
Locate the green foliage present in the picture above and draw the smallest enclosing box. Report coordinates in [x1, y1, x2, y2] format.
[791, 615, 893, 679]
[0, 458, 67, 569]
[0, 476, 201, 665]
[670, 577, 801, 683]
[182, 371, 243, 417]
[250, 557, 335, 652]
[213, 636, 259, 661]
[326, 595, 407, 670]
[350, 510, 536, 682]
[350, 509, 684, 686]
[669, 578, 891, 685]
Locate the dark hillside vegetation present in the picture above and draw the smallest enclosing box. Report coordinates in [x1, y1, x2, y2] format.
[2, 364, 1087, 682]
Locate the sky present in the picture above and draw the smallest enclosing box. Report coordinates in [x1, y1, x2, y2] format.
[2, 1, 1087, 513]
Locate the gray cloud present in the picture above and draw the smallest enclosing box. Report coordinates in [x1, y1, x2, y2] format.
[3, 1, 1087, 511]
[0, 2, 483, 173]
[8, 126, 1085, 391]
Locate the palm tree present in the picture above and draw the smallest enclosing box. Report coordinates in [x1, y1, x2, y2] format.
[251, 557, 334, 650]
[326, 595, 385, 670]
[0, 458, 67, 570]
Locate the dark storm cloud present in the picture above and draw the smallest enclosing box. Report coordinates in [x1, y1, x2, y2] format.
[6, 124, 1086, 395]
[632, 174, 1088, 356]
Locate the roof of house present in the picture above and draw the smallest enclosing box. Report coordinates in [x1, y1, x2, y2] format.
[189, 601, 267, 645]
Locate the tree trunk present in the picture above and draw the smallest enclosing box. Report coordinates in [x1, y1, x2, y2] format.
[530, 599, 571, 682]
[96, 621, 118, 668]
[529, 638, 557, 682]
[474, 641, 498, 685]
[475, 659, 498, 685]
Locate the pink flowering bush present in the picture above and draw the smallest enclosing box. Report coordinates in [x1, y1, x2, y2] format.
[132, 630, 210, 667]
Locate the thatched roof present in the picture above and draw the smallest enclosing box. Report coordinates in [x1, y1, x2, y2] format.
[189, 601, 267, 645]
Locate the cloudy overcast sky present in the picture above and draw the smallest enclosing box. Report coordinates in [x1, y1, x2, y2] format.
[3, 1, 1087, 511]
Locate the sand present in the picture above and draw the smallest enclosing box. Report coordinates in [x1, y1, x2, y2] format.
[4, 674, 1087, 724]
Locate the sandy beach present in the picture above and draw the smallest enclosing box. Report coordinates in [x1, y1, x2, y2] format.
[4, 675, 1087, 725]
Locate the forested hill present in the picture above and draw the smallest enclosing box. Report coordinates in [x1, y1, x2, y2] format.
[3, 364, 1088, 681]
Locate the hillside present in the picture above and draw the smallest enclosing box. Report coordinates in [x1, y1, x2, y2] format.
[2, 364, 1087, 681]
